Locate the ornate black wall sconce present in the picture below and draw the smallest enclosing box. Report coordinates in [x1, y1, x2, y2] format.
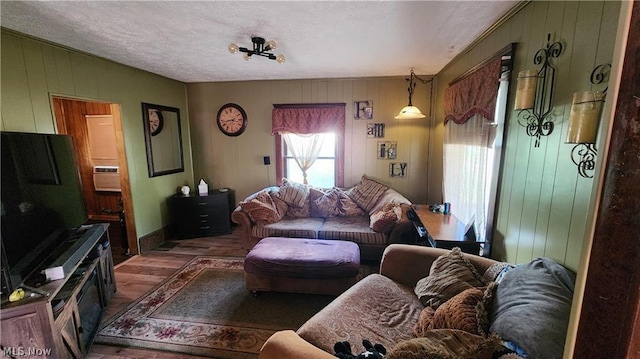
[566, 63, 611, 178]
[514, 34, 563, 147]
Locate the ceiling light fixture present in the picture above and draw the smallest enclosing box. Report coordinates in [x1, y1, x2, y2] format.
[395, 69, 431, 119]
[228, 36, 285, 64]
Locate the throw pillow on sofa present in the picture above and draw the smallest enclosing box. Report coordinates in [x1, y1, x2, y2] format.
[489, 257, 576, 359]
[386, 329, 502, 359]
[310, 188, 341, 218]
[413, 283, 497, 337]
[239, 190, 285, 224]
[348, 175, 389, 212]
[414, 247, 487, 308]
[337, 188, 365, 216]
[276, 178, 309, 208]
[368, 188, 412, 215]
[270, 191, 289, 217]
[370, 203, 402, 233]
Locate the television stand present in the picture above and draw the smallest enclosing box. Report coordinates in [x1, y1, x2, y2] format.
[0, 224, 116, 358]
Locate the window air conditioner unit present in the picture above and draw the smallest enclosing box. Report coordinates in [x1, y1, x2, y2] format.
[93, 166, 121, 192]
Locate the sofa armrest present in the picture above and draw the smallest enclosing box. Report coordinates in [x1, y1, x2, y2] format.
[379, 244, 498, 288]
[231, 206, 254, 250]
[259, 330, 336, 359]
[380, 244, 450, 287]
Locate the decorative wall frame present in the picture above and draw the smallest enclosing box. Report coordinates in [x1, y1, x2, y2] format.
[367, 123, 385, 138]
[354, 100, 373, 119]
[389, 162, 408, 177]
[377, 141, 397, 159]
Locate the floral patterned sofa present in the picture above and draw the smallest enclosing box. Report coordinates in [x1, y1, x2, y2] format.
[231, 176, 415, 261]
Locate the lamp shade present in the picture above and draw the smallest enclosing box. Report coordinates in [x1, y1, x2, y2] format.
[514, 70, 538, 110]
[395, 105, 426, 119]
[566, 91, 604, 144]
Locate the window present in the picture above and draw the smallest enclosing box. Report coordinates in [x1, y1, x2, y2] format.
[272, 103, 345, 187]
[442, 53, 512, 254]
[282, 132, 336, 188]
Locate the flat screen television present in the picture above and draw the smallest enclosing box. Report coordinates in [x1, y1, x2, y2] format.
[1, 131, 88, 295]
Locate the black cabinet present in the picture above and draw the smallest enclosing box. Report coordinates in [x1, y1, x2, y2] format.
[170, 190, 232, 239]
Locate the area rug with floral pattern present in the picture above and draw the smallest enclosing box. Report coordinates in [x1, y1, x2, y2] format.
[95, 257, 335, 358]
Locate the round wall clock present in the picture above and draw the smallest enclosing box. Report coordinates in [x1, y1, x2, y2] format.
[216, 103, 247, 137]
[148, 109, 164, 136]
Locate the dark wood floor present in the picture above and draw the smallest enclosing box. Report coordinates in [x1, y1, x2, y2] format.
[87, 228, 379, 358]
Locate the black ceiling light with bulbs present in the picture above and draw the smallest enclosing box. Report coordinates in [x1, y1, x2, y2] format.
[228, 36, 285, 63]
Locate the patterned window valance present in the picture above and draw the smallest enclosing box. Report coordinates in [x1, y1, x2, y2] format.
[272, 103, 346, 135]
[444, 58, 502, 124]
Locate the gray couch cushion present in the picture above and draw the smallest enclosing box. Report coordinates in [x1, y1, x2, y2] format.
[318, 216, 387, 245]
[297, 273, 422, 353]
[252, 217, 324, 239]
[489, 257, 576, 359]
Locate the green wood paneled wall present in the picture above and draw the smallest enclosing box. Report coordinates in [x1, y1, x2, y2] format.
[0, 30, 193, 243]
[432, 1, 620, 270]
[186, 78, 431, 203]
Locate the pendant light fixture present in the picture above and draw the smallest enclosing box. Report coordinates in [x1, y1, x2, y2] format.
[228, 36, 285, 63]
[395, 69, 430, 119]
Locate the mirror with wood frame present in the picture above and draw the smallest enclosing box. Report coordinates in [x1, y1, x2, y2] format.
[142, 102, 184, 177]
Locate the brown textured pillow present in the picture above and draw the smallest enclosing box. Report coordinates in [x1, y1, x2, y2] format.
[276, 178, 309, 208]
[413, 285, 496, 337]
[370, 203, 401, 233]
[386, 329, 502, 359]
[239, 190, 284, 224]
[429, 283, 495, 336]
[431, 287, 485, 334]
[414, 247, 487, 308]
[413, 306, 436, 337]
[348, 175, 389, 212]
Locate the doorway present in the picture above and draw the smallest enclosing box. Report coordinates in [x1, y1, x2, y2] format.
[52, 96, 138, 264]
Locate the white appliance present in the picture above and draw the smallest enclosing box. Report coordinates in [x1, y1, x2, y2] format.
[93, 166, 121, 192]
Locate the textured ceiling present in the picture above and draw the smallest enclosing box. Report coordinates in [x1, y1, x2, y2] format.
[0, 1, 518, 83]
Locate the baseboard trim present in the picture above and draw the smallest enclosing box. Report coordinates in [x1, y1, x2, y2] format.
[138, 227, 170, 253]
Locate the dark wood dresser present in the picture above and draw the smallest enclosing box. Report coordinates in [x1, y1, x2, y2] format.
[170, 189, 233, 239]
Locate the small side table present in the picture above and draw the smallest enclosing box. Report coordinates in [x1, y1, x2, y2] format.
[170, 189, 233, 239]
[408, 204, 484, 255]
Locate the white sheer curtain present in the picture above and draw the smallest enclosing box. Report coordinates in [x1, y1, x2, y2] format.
[443, 114, 496, 241]
[282, 132, 327, 184]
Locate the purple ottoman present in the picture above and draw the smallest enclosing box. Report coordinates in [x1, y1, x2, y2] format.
[244, 237, 361, 296]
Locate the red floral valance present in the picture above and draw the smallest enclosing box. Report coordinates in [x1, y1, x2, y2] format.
[444, 58, 502, 124]
[272, 103, 346, 135]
